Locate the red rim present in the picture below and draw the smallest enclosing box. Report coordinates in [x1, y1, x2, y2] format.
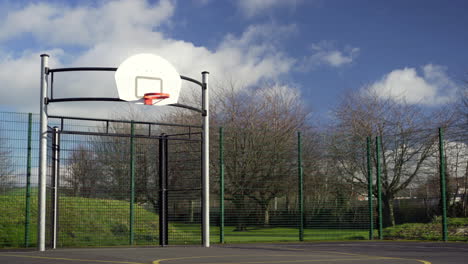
[143, 93, 170, 105]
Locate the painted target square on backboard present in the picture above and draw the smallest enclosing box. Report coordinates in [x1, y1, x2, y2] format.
[115, 53, 181, 105]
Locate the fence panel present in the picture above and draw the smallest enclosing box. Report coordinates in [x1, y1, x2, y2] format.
[166, 134, 202, 244]
[302, 133, 371, 241]
[214, 127, 300, 243]
[0, 112, 39, 248]
[1, 111, 467, 248]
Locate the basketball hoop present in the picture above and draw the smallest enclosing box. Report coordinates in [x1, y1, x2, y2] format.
[143, 92, 170, 105]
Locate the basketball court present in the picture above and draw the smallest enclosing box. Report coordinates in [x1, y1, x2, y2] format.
[5, 54, 464, 264]
[2, 242, 468, 264]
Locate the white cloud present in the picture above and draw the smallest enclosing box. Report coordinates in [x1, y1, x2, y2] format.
[0, 0, 174, 47]
[0, 0, 296, 118]
[0, 49, 64, 112]
[368, 64, 458, 106]
[300, 41, 359, 70]
[237, 0, 300, 18]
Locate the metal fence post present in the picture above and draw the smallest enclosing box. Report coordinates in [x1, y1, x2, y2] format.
[298, 132, 304, 241]
[24, 113, 33, 247]
[376, 136, 383, 240]
[51, 127, 60, 249]
[219, 127, 225, 243]
[129, 121, 135, 245]
[366, 137, 373, 240]
[159, 134, 168, 246]
[439, 127, 448, 241]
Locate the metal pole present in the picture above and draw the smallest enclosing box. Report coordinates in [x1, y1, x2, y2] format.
[439, 127, 448, 241]
[366, 137, 374, 240]
[164, 137, 169, 246]
[376, 136, 383, 240]
[38, 54, 49, 251]
[158, 134, 168, 246]
[24, 113, 32, 247]
[129, 122, 135, 245]
[298, 132, 304, 241]
[51, 127, 59, 249]
[201, 71, 210, 247]
[202, 71, 210, 247]
[219, 127, 225, 243]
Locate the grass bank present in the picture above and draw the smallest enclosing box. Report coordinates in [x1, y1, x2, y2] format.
[384, 217, 468, 241]
[0, 189, 193, 247]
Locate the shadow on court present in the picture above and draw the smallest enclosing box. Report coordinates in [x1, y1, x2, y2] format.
[1, 242, 467, 264]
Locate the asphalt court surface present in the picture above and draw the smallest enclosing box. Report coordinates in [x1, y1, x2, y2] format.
[1, 242, 467, 264]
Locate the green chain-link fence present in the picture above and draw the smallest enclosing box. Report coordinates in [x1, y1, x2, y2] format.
[1, 112, 467, 248]
[0, 112, 39, 248]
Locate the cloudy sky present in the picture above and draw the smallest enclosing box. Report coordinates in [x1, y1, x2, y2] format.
[0, 0, 466, 120]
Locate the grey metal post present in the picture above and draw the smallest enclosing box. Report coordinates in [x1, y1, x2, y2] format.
[51, 127, 60, 249]
[38, 54, 49, 251]
[201, 71, 210, 247]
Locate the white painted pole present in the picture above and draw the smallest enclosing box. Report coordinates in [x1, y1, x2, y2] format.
[38, 54, 49, 251]
[201, 71, 210, 247]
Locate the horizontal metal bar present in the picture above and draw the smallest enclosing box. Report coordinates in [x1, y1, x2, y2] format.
[168, 103, 202, 113]
[167, 188, 202, 192]
[48, 97, 124, 103]
[166, 132, 202, 137]
[48, 69, 202, 88]
[49, 115, 202, 128]
[180, 75, 203, 87]
[58, 130, 202, 141]
[48, 67, 117, 73]
[48, 100, 202, 113]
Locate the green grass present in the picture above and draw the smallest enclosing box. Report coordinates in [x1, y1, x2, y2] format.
[0, 189, 38, 248]
[0, 188, 369, 248]
[0, 189, 193, 248]
[56, 196, 160, 247]
[9, 187, 465, 247]
[383, 217, 468, 241]
[222, 227, 368, 243]
[173, 223, 368, 243]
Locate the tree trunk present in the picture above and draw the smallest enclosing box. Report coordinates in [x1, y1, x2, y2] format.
[234, 196, 247, 231]
[261, 202, 270, 227]
[382, 194, 396, 227]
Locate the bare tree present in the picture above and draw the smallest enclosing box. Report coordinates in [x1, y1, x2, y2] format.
[444, 130, 468, 217]
[331, 88, 453, 226]
[211, 82, 310, 229]
[0, 130, 14, 193]
[65, 145, 103, 197]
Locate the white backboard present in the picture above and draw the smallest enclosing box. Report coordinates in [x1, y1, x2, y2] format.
[115, 54, 181, 105]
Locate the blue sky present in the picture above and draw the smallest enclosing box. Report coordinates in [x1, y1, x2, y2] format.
[0, 0, 466, 121]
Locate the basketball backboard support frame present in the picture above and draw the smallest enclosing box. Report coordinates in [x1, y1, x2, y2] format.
[38, 54, 210, 251]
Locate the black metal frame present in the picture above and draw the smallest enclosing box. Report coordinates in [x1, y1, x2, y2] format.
[158, 134, 169, 246]
[49, 127, 60, 249]
[48, 115, 202, 139]
[44, 66, 206, 247]
[47, 115, 202, 247]
[46, 67, 203, 113]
